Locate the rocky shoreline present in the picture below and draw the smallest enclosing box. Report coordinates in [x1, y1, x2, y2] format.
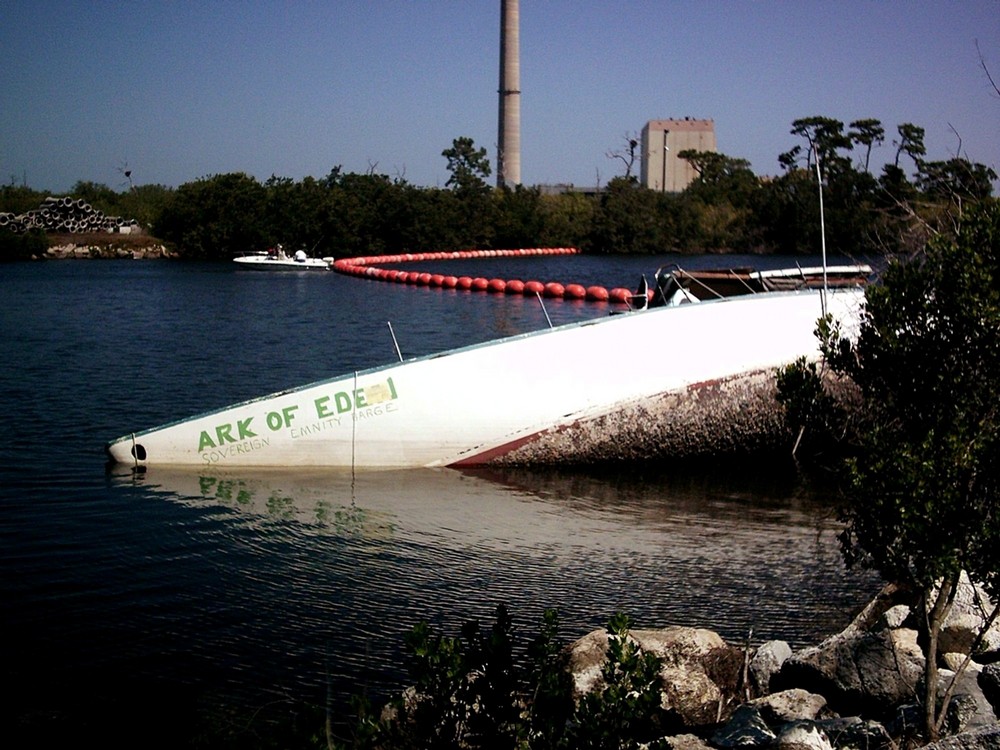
[384, 576, 1000, 749]
[557, 577, 1000, 749]
[41, 239, 178, 260]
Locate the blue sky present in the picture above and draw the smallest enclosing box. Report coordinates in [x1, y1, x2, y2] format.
[2, 1, 997, 193]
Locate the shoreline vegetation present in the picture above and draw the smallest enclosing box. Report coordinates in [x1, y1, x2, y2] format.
[2, 118, 996, 263]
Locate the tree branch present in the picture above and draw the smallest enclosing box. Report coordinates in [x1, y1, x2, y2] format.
[976, 40, 1000, 99]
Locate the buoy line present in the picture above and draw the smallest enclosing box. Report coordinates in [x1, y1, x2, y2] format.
[332, 248, 642, 304]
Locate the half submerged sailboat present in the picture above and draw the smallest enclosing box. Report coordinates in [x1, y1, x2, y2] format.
[105, 264, 869, 470]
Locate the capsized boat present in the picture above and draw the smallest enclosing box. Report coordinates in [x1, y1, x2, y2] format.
[234, 245, 333, 270]
[105, 265, 869, 470]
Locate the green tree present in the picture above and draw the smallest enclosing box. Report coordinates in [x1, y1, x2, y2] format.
[879, 162, 919, 207]
[440, 137, 496, 248]
[780, 116, 853, 175]
[810, 200, 1000, 742]
[0, 228, 47, 261]
[848, 118, 885, 173]
[402, 186, 469, 251]
[322, 171, 404, 255]
[442, 137, 492, 194]
[677, 150, 758, 206]
[264, 174, 329, 253]
[70, 180, 118, 214]
[676, 150, 762, 251]
[589, 177, 669, 254]
[0, 183, 47, 215]
[768, 115, 902, 255]
[893, 123, 926, 170]
[492, 184, 546, 248]
[537, 191, 596, 251]
[916, 158, 996, 203]
[116, 183, 173, 231]
[153, 172, 267, 258]
[317, 168, 471, 256]
[755, 169, 822, 254]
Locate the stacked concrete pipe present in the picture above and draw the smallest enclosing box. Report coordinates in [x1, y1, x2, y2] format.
[2, 196, 139, 234]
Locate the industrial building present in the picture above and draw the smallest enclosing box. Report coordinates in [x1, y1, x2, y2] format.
[496, 3, 716, 194]
[640, 119, 716, 192]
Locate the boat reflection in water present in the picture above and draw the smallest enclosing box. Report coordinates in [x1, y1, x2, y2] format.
[109, 461, 875, 649]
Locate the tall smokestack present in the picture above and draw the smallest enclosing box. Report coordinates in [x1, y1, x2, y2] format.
[497, 0, 521, 187]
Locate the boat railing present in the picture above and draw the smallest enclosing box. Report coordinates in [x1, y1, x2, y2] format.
[652, 265, 758, 307]
[651, 263, 872, 308]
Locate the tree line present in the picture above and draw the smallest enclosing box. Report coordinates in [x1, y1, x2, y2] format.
[1, 116, 994, 261]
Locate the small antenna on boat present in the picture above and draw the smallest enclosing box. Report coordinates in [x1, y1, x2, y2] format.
[813, 144, 829, 317]
[535, 291, 553, 329]
[351, 370, 358, 496]
[387, 321, 403, 362]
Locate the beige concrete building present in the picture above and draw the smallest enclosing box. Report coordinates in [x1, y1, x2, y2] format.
[641, 119, 716, 192]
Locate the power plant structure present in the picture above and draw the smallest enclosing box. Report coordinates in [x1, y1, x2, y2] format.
[494, 4, 714, 193]
[640, 119, 716, 192]
[497, 0, 521, 187]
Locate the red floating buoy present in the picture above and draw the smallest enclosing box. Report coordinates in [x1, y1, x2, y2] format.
[543, 282, 565, 298]
[505, 279, 525, 294]
[329, 249, 626, 306]
[586, 285, 609, 301]
[523, 280, 545, 295]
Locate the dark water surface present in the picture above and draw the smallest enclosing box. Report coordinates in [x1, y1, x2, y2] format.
[1, 256, 877, 746]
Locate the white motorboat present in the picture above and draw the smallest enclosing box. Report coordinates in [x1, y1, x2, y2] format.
[234, 246, 332, 270]
[105, 265, 868, 470]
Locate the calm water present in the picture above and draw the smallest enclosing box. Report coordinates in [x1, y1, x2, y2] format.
[0, 255, 877, 747]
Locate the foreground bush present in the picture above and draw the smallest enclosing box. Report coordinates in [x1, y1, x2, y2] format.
[334, 607, 670, 750]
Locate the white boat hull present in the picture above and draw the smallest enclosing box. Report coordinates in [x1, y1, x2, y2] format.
[233, 254, 332, 270]
[106, 288, 864, 469]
